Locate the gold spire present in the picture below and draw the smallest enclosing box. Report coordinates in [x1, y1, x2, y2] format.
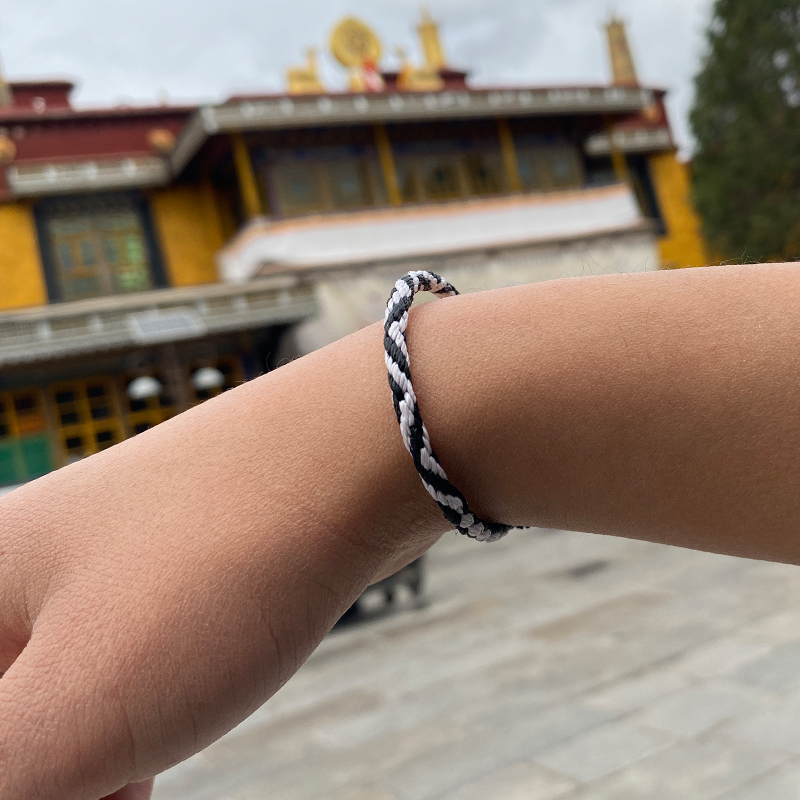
[0, 54, 13, 106]
[417, 8, 446, 69]
[605, 17, 638, 87]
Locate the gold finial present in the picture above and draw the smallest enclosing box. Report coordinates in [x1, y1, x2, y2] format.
[417, 7, 446, 69]
[394, 43, 443, 93]
[287, 48, 325, 95]
[0, 54, 13, 107]
[605, 16, 638, 87]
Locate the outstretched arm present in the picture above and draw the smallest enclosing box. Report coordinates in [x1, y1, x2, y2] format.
[1, 262, 800, 799]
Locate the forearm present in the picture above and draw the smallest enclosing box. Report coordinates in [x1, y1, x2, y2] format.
[409, 261, 800, 562]
[0, 313, 449, 791]
[2, 261, 800, 798]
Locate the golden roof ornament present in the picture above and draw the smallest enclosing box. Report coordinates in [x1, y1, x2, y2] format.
[330, 17, 382, 69]
[0, 135, 16, 164]
[147, 128, 176, 154]
[605, 16, 638, 87]
[417, 8, 446, 69]
[0, 54, 13, 107]
[287, 48, 325, 95]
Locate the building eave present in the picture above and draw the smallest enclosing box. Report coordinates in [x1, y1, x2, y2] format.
[584, 125, 674, 156]
[170, 85, 657, 176]
[0, 276, 316, 367]
[6, 155, 171, 197]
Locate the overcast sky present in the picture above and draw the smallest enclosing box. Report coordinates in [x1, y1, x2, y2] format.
[0, 0, 714, 154]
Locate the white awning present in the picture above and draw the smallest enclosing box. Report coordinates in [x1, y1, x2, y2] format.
[218, 183, 647, 283]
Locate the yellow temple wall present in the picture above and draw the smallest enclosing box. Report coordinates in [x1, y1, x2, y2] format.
[0, 201, 48, 310]
[648, 150, 709, 269]
[149, 183, 225, 287]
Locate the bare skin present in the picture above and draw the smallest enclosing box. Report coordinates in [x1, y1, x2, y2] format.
[2, 262, 800, 798]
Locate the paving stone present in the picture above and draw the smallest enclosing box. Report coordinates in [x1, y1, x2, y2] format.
[534, 721, 673, 782]
[728, 696, 800, 754]
[151, 530, 800, 800]
[740, 612, 800, 646]
[728, 640, 800, 694]
[639, 681, 760, 737]
[373, 704, 607, 800]
[438, 760, 576, 800]
[582, 669, 689, 714]
[480, 703, 614, 762]
[326, 788, 400, 800]
[563, 733, 789, 800]
[674, 637, 772, 679]
[715, 759, 800, 799]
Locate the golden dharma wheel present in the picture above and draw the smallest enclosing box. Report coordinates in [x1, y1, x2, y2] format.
[330, 17, 382, 68]
[147, 127, 176, 154]
[0, 135, 17, 164]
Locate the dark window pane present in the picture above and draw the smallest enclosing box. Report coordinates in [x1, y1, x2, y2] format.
[103, 238, 119, 264]
[55, 391, 76, 404]
[60, 412, 79, 425]
[95, 430, 114, 443]
[14, 396, 36, 412]
[79, 240, 98, 266]
[90, 407, 110, 420]
[329, 161, 371, 209]
[65, 436, 83, 450]
[397, 164, 420, 203]
[423, 162, 461, 200]
[58, 242, 74, 270]
[273, 163, 325, 215]
[134, 423, 150, 434]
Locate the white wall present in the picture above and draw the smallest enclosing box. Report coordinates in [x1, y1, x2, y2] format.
[290, 228, 659, 356]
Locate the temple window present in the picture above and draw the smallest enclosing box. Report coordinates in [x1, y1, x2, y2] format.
[268, 147, 385, 217]
[36, 193, 166, 303]
[262, 137, 584, 219]
[0, 390, 53, 485]
[516, 143, 584, 192]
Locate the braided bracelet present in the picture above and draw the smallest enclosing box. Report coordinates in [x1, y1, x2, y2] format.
[384, 270, 514, 543]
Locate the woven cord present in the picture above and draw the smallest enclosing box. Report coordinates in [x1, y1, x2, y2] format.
[384, 270, 514, 543]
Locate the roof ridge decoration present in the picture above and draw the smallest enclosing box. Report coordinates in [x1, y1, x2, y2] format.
[329, 17, 385, 93]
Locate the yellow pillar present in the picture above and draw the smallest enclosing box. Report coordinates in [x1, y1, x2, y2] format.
[231, 133, 264, 220]
[649, 150, 709, 269]
[0, 201, 48, 310]
[605, 119, 630, 183]
[497, 118, 522, 194]
[374, 124, 402, 206]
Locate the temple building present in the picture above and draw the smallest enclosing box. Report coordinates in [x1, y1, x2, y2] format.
[0, 12, 706, 486]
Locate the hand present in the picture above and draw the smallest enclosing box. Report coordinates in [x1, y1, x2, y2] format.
[101, 780, 154, 800]
[0, 323, 445, 799]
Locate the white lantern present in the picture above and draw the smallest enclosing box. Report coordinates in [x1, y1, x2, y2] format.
[191, 367, 225, 391]
[127, 376, 163, 400]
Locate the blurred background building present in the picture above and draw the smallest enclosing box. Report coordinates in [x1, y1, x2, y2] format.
[0, 11, 707, 486]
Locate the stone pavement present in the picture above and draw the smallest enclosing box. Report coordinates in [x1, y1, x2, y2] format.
[153, 528, 800, 800]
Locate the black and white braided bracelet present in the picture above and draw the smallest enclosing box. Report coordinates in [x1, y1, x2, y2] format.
[384, 270, 514, 543]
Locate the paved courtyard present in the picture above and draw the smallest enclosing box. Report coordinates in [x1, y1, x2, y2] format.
[153, 527, 800, 800]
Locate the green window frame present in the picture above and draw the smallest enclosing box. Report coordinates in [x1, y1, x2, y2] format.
[35, 193, 167, 303]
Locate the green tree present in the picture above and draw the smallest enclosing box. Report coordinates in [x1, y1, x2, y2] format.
[691, 1, 800, 260]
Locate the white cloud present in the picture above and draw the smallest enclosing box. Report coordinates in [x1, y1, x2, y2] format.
[0, 0, 713, 152]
